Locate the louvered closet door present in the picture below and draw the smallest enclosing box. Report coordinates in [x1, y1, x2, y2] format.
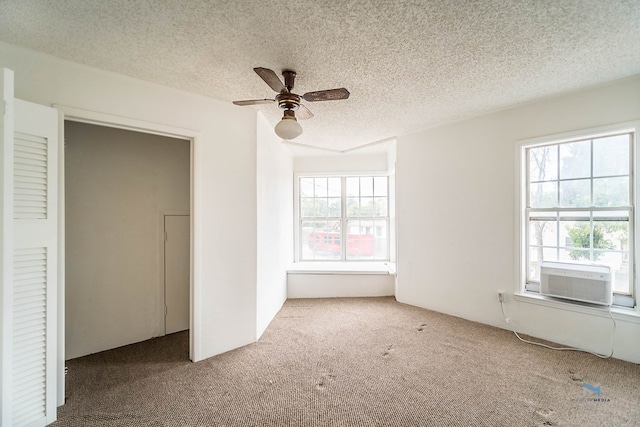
[1, 68, 59, 427]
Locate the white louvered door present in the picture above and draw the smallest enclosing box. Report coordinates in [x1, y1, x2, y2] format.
[1, 68, 58, 427]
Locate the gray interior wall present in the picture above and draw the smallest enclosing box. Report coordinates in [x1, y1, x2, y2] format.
[64, 121, 190, 359]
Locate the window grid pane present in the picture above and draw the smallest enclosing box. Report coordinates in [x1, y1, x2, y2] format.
[346, 176, 389, 219]
[300, 177, 342, 219]
[524, 131, 633, 297]
[299, 176, 389, 261]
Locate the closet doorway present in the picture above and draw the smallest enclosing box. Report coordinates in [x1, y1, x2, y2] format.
[64, 121, 191, 360]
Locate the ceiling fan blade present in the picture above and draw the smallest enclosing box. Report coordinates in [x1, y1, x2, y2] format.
[232, 99, 275, 106]
[302, 88, 350, 102]
[253, 67, 286, 93]
[296, 104, 314, 120]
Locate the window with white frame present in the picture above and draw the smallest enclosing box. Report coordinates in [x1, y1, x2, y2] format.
[298, 175, 389, 261]
[519, 125, 636, 305]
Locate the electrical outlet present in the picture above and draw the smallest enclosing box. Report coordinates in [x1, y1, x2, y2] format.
[497, 291, 505, 302]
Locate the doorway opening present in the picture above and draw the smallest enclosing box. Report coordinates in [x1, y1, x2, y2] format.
[63, 119, 193, 362]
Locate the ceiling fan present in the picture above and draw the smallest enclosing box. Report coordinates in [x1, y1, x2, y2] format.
[233, 67, 350, 140]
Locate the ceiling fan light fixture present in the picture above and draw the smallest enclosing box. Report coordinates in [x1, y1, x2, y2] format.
[274, 111, 303, 140]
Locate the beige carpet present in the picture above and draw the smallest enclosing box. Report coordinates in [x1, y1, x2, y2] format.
[52, 297, 640, 426]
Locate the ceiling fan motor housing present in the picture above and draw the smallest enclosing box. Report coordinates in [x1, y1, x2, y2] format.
[277, 69, 301, 110]
[276, 93, 301, 111]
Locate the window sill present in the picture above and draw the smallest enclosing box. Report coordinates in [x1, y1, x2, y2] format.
[514, 292, 640, 324]
[287, 262, 396, 275]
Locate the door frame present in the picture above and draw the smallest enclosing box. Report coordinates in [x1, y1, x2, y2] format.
[160, 211, 190, 335]
[55, 105, 200, 370]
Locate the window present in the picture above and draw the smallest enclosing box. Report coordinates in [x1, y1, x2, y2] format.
[519, 125, 637, 305]
[298, 176, 389, 261]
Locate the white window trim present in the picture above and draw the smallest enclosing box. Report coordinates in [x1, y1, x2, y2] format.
[294, 171, 395, 265]
[287, 261, 396, 275]
[515, 121, 640, 313]
[512, 292, 640, 324]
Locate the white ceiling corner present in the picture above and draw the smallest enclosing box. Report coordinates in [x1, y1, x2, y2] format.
[0, 0, 638, 151]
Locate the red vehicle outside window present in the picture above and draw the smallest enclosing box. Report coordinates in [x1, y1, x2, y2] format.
[308, 231, 374, 256]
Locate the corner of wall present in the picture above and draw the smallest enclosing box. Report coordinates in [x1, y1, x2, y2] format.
[256, 112, 293, 338]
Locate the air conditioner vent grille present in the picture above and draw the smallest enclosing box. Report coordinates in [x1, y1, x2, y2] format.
[540, 261, 612, 306]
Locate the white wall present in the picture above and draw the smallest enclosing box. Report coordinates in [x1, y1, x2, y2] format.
[288, 272, 395, 298]
[0, 41, 260, 362]
[294, 152, 388, 173]
[396, 75, 640, 363]
[65, 122, 189, 359]
[256, 113, 293, 337]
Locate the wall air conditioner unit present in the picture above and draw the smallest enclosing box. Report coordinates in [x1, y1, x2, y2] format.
[540, 261, 612, 306]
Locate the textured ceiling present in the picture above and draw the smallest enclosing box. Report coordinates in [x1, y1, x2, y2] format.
[0, 1, 639, 151]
